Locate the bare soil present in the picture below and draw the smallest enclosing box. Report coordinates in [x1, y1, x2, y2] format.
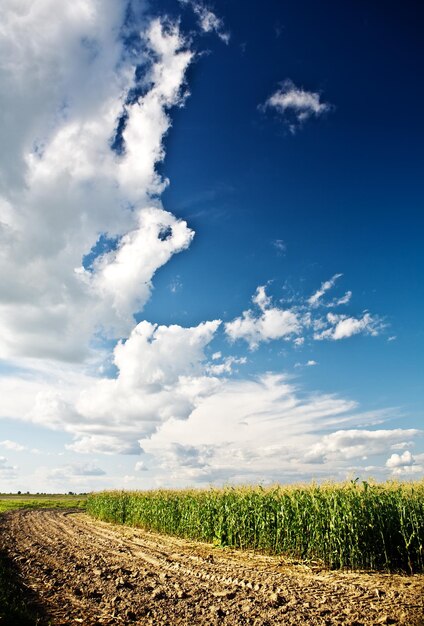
[0, 509, 423, 626]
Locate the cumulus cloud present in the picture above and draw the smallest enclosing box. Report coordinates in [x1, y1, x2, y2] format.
[225, 286, 301, 349]
[386, 450, 415, 469]
[385, 450, 423, 475]
[0, 4, 195, 361]
[225, 282, 383, 349]
[262, 79, 333, 133]
[0, 3, 235, 464]
[314, 312, 384, 341]
[25, 320, 221, 455]
[0, 0, 127, 188]
[85, 207, 194, 330]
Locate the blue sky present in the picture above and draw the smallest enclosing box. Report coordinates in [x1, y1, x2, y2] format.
[0, 0, 422, 492]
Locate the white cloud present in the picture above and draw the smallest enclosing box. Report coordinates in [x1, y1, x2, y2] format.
[226, 282, 383, 349]
[386, 450, 415, 468]
[140, 376, 410, 485]
[0, 6, 195, 361]
[335, 291, 352, 306]
[48, 463, 106, 480]
[263, 79, 333, 133]
[169, 275, 183, 293]
[385, 450, 423, 475]
[135, 461, 148, 472]
[66, 436, 141, 456]
[391, 441, 414, 450]
[207, 355, 247, 375]
[308, 273, 343, 307]
[225, 309, 301, 350]
[0, 456, 18, 479]
[273, 239, 286, 255]
[305, 429, 421, 464]
[0, 0, 128, 189]
[225, 286, 301, 349]
[314, 312, 384, 341]
[86, 207, 194, 331]
[179, 0, 230, 43]
[251, 285, 272, 311]
[26, 320, 221, 455]
[294, 360, 318, 368]
[0, 439, 26, 452]
[116, 18, 193, 200]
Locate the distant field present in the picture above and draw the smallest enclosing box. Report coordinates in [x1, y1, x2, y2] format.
[0, 493, 87, 513]
[87, 480, 424, 573]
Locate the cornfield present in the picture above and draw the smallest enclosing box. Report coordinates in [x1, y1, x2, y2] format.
[86, 480, 424, 572]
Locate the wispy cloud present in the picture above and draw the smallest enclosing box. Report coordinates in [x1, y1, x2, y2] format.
[0, 456, 18, 479]
[48, 463, 106, 480]
[179, 0, 230, 43]
[262, 79, 333, 133]
[207, 355, 247, 375]
[140, 377, 417, 485]
[169, 276, 183, 293]
[294, 360, 318, 368]
[272, 239, 286, 255]
[0, 439, 27, 452]
[308, 273, 343, 307]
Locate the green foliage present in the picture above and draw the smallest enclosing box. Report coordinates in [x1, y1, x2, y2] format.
[0, 494, 86, 513]
[86, 480, 424, 572]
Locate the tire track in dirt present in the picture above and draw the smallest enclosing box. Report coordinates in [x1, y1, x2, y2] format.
[0, 509, 423, 626]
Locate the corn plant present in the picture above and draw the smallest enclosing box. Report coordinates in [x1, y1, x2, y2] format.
[86, 479, 424, 572]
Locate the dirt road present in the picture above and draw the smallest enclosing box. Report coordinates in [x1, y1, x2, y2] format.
[0, 509, 423, 625]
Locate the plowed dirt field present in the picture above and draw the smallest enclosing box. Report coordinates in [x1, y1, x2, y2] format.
[0, 509, 423, 625]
